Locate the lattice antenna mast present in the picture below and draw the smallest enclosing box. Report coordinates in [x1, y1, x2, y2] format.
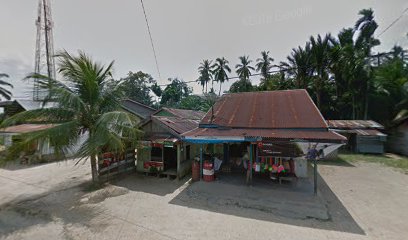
[34, 0, 56, 101]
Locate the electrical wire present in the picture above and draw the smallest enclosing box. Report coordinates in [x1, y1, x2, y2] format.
[378, 7, 408, 37]
[157, 66, 293, 87]
[140, 0, 162, 80]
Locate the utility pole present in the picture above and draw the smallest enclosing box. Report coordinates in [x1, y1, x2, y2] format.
[34, 0, 56, 101]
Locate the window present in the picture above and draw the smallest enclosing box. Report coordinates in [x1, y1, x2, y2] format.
[151, 147, 162, 162]
[186, 145, 191, 160]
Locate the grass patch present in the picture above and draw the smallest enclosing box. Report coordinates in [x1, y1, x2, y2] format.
[338, 154, 408, 173]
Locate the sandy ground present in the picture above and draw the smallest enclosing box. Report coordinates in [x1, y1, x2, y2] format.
[0, 159, 407, 240]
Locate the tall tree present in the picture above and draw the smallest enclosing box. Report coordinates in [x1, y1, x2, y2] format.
[213, 57, 231, 96]
[0, 73, 13, 100]
[329, 28, 360, 119]
[372, 47, 408, 124]
[197, 60, 214, 93]
[118, 71, 156, 106]
[255, 51, 274, 80]
[281, 44, 313, 89]
[1, 51, 140, 182]
[309, 34, 332, 109]
[236, 55, 255, 81]
[160, 78, 192, 107]
[354, 8, 380, 119]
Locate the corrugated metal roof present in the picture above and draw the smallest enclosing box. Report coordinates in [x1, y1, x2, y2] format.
[153, 116, 200, 135]
[183, 127, 346, 143]
[148, 135, 178, 143]
[121, 99, 156, 119]
[15, 99, 56, 111]
[335, 129, 387, 137]
[161, 108, 205, 120]
[200, 89, 327, 129]
[327, 120, 384, 129]
[0, 124, 56, 134]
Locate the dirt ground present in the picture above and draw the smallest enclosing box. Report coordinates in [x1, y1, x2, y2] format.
[0, 159, 407, 240]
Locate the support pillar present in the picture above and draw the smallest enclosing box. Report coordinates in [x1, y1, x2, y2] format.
[200, 144, 203, 180]
[249, 144, 253, 184]
[223, 143, 229, 163]
[314, 157, 317, 196]
[176, 144, 181, 178]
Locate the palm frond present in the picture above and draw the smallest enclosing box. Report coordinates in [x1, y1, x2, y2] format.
[1, 108, 74, 127]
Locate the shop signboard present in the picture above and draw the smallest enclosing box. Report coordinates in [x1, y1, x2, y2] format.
[258, 142, 303, 157]
[163, 141, 174, 148]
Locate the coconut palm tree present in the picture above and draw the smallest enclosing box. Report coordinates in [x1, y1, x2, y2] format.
[213, 57, 231, 96]
[0, 73, 13, 100]
[354, 8, 380, 54]
[236, 55, 255, 81]
[354, 8, 380, 119]
[329, 28, 367, 119]
[309, 34, 332, 109]
[197, 60, 214, 93]
[281, 44, 313, 89]
[2, 51, 141, 182]
[255, 51, 274, 80]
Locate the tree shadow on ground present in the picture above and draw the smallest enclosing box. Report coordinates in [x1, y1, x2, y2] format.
[0, 180, 114, 238]
[0, 161, 50, 171]
[169, 172, 365, 235]
[110, 173, 188, 197]
[0, 159, 78, 171]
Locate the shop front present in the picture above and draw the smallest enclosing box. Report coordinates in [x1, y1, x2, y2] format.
[137, 138, 200, 179]
[182, 128, 347, 194]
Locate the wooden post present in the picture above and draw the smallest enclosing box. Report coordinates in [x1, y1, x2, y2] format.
[223, 143, 228, 163]
[249, 144, 253, 184]
[200, 144, 203, 180]
[176, 144, 181, 179]
[314, 157, 317, 196]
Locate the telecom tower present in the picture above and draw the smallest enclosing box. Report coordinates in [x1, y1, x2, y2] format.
[33, 0, 56, 101]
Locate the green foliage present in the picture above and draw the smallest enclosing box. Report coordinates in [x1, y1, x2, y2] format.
[229, 79, 254, 93]
[235, 55, 255, 81]
[256, 51, 274, 80]
[151, 82, 162, 98]
[0, 73, 13, 100]
[258, 73, 294, 91]
[117, 71, 157, 107]
[160, 78, 192, 107]
[371, 56, 408, 124]
[1, 51, 141, 182]
[281, 44, 312, 89]
[213, 57, 231, 96]
[179, 95, 213, 112]
[197, 60, 214, 93]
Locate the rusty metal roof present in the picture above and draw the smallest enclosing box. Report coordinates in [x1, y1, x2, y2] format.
[200, 89, 327, 129]
[327, 120, 384, 129]
[0, 124, 56, 134]
[152, 116, 200, 136]
[183, 127, 346, 143]
[161, 108, 205, 120]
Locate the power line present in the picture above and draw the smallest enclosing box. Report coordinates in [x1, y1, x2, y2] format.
[157, 66, 292, 87]
[378, 7, 408, 37]
[140, 0, 162, 80]
[158, 47, 408, 88]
